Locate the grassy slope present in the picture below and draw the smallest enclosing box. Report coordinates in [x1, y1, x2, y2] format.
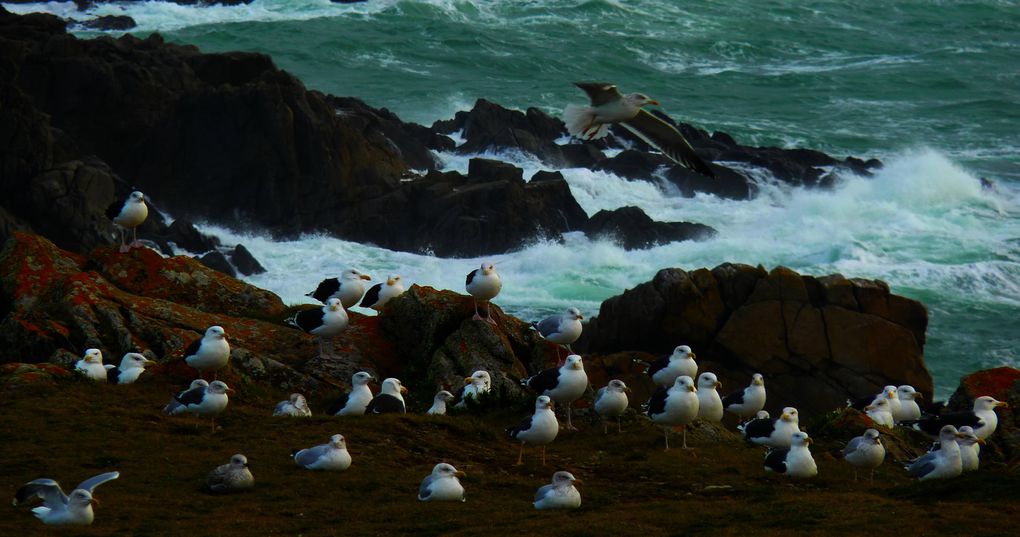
[2, 378, 1017, 536]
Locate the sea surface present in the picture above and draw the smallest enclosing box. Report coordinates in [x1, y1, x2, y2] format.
[7, 0, 1020, 397]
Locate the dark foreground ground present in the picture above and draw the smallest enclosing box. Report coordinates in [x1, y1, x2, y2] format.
[3, 378, 1018, 536]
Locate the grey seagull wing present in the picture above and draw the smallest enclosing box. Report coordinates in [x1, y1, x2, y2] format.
[14, 479, 68, 507]
[534, 483, 555, 503]
[418, 475, 434, 500]
[534, 315, 563, 338]
[294, 445, 328, 467]
[621, 109, 715, 178]
[574, 82, 625, 107]
[76, 472, 120, 494]
[842, 436, 863, 457]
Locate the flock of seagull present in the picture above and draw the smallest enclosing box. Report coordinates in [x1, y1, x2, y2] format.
[13, 195, 1012, 525]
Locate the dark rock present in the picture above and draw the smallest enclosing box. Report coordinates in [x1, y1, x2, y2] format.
[198, 250, 236, 278]
[164, 219, 220, 254]
[80, 15, 136, 31]
[230, 245, 266, 276]
[583, 206, 716, 250]
[559, 143, 606, 168]
[577, 264, 932, 418]
[946, 367, 1020, 463]
[594, 150, 672, 181]
[467, 158, 523, 184]
[667, 165, 753, 200]
[328, 96, 446, 170]
[455, 99, 566, 165]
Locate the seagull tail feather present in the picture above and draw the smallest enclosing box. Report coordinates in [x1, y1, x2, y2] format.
[563, 104, 600, 139]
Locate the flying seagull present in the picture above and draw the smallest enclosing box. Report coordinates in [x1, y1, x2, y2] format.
[564, 82, 715, 177]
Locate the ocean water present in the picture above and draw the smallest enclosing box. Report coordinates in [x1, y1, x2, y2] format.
[7, 0, 1020, 397]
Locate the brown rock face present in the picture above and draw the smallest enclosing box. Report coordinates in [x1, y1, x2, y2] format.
[947, 367, 1020, 464]
[577, 264, 932, 417]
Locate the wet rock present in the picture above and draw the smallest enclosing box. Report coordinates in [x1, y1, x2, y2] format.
[198, 250, 237, 278]
[80, 15, 136, 31]
[577, 264, 931, 417]
[230, 245, 266, 276]
[583, 206, 716, 250]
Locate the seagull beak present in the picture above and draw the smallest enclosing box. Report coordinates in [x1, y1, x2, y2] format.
[578, 314, 584, 320]
[624, 387, 632, 393]
[715, 381, 722, 389]
[546, 402, 554, 409]
[647, 99, 660, 106]
[227, 387, 236, 393]
[464, 377, 475, 385]
[572, 363, 582, 370]
[361, 274, 372, 280]
[781, 413, 791, 421]
[399, 386, 408, 394]
[572, 478, 583, 485]
[144, 359, 157, 366]
[804, 438, 813, 445]
[688, 385, 696, 393]
[90, 496, 100, 506]
[387, 278, 397, 286]
[689, 352, 696, 360]
[865, 405, 875, 412]
[995, 401, 1009, 408]
[754, 379, 764, 386]
[977, 437, 986, 445]
[455, 471, 466, 478]
[913, 392, 924, 400]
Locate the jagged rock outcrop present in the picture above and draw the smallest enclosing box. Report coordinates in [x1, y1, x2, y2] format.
[947, 367, 1019, 464]
[576, 264, 932, 417]
[584, 206, 716, 249]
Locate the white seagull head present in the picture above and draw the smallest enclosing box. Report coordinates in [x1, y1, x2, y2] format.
[564, 355, 584, 371]
[205, 326, 226, 340]
[674, 375, 696, 393]
[536, 395, 554, 410]
[697, 372, 721, 390]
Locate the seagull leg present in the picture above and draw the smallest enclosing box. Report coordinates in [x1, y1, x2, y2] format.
[119, 227, 130, 253]
[617, 416, 623, 434]
[541, 445, 547, 466]
[681, 425, 690, 449]
[472, 299, 484, 321]
[210, 415, 216, 433]
[663, 427, 670, 451]
[515, 443, 524, 466]
[603, 419, 608, 435]
[131, 227, 142, 249]
[854, 470, 859, 482]
[485, 302, 497, 325]
[564, 402, 577, 431]
[870, 469, 875, 483]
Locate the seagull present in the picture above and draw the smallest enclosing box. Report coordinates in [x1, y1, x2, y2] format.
[184, 326, 230, 380]
[465, 262, 502, 324]
[454, 370, 491, 409]
[906, 425, 969, 480]
[327, 371, 375, 416]
[894, 385, 923, 423]
[522, 354, 589, 430]
[106, 190, 148, 253]
[74, 348, 113, 381]
[696, 372, 723, 423]
[365, 378, 407, 414]
[927, 425, 984, 472]
[865, 398, 895, 428]
[646, 375, 700, 450]
[207, 454, 254, 493]
[306, 269, 373, 308]
[274, 393, 312, 417]
[293, 434, 352, 471]
[164, 379, 232, 432]
[533, 471, 582, 510]
[907, 396, 1008, 440]
[13, 471, 120, 526]
[286, 298, 349, 356]
[507, 395, 559, 465]
[427, 390, 456, 415]
[848, 385, 899, 412]
[764, 431, 817, 478]
[639, 345, 697, 389]
[722, 373, 766, 422]
[532, 307, 584, 365]
[744, 407, 801, 449]
[843, 428, 885, 482]
[564, 82, 715, 177]
[106, 353, 156, 385]
[163, 379, 208, 414]
[594, 379, 630, 434]
[359, 275, 405, 311]
[418, 463, 466, 502]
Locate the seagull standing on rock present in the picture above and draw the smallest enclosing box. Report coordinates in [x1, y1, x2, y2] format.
[359, 275, 405, 311]
[184, 326, 230, 380]
[465, 262, 501, 324]
[594, 379, 630, 434]
[894, 385, 923, 423]
[640, 345, 697, 389]
[907, 396, 1008, 440]
[646, 375, 699, 450]
[287, 298, 349, 357]
[564, 83, 715, 177]
[843, 428, 885, 482]
[13, 471, 120, 526]
[74, 348, 113, 381]
[106, 190, 148, 253]
[307, 269, 372, 308]
[906, 425, 969, 480]
[106, 352, 156, 385]
[366, 378, 407, 414]
[865, 398, 895, 428]
[532, 307, 583, 365]
[522, 355, 589, 430]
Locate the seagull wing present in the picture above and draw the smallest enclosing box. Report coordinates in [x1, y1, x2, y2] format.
[76, 472, 120, 494]
[621, 109, 715, 177]
[574, 82, 625, 107]
[418, 475, 435, 501]
[842, 436, 863, 457]
[534, 315, 563, 338]
[534, 483, 555, 503]
[14, 479, 68, 508]
[294, 445, 328, 467]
